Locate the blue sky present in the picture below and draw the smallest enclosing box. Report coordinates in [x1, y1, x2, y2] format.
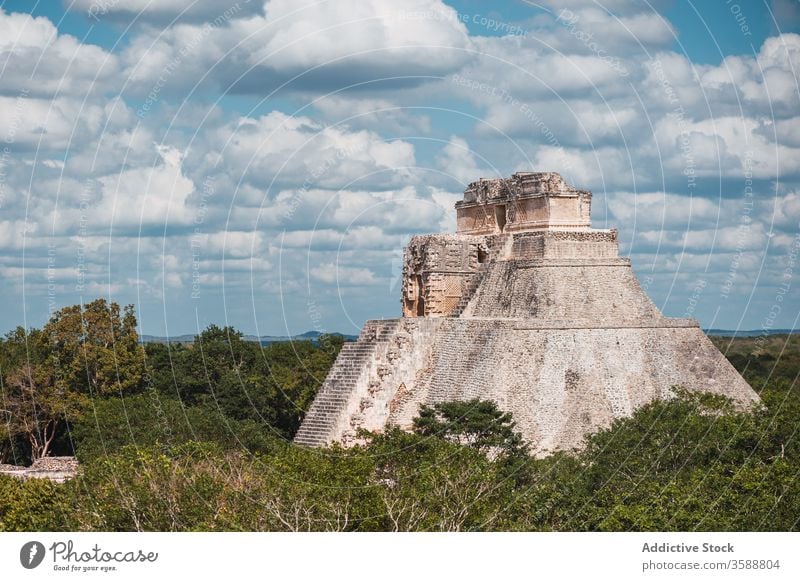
[0, 0, 798, 337]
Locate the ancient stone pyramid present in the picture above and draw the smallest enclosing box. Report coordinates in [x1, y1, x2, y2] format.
[295, 172, 759, 455]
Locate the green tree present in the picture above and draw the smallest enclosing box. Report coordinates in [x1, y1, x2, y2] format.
[43, 299, 144, 397]
[170, 325, 255, 404]
[71, 393, 281, 462]
[157, 326, 341, 439]
[1, 327, 50, 462]
[1, 363, 86, 459]
[367, 429, 515, 531]
[413, 398, 529, 458]
[68, 442, 227, 531]
[1, 300, 145, 460]
[229, 443, 380, 531]
[251, 338, 341, 436]
[0, 475, 70, 531]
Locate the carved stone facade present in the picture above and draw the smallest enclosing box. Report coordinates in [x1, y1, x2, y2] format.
[401, 233, 508, 317]
[295, 172, 759, 455]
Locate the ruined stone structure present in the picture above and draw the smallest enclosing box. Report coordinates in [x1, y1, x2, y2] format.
[0, 456, 79, 483]
[295, 172, 759, 455]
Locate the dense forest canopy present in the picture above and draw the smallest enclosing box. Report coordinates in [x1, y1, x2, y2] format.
[1, 300, 798, 531]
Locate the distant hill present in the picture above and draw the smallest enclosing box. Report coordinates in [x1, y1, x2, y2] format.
[140, 330, 358, 345]
[139, 329, 796, 344]
[704, 329, 799, 337]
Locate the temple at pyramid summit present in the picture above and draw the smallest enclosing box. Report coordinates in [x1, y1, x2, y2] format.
[294, 172, 759, 455]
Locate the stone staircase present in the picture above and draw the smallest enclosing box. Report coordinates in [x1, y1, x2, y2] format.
[293, 320, 400, 447]
[451, 233, 513, 318]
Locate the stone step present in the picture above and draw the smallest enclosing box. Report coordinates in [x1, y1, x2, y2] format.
[313, 391, 352, 399]
[298, 420, 335, 428]
[312, 399, 350, 406]
[314, 396, 354, 403]
[312, 393, 351, 401]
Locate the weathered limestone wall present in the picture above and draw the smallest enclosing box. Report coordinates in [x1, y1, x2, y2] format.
[297, 319, 759, 456]
[387, 321, 759, 455]
[503, 195, 591, 232]
[507, 197, 547, 231]
[511, 230, 619, 260]
[456, 204, 502, 235]
[462, 260, 663, 321]
[546, 195, 590, 228]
